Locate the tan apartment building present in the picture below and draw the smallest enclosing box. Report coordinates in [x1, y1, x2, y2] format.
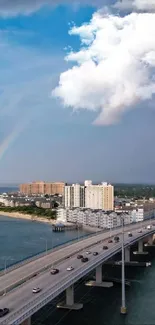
[20, 181, 65, 196]
[85, 182, 114, 211]
[102, 183, 114, 211]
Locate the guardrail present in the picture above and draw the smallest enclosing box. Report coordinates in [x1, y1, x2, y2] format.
[0, 228, 109, 275]
[0, 219, 153, 276]
[0, 228, 154, 325]
[0, 221, 153, 296]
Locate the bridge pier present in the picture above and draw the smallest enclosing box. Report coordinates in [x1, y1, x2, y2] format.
[85, 265, 113, 288]
[57, 285, 83, 310]
[21, 318, 31, 325]
[138, 240, 143, 253]
[148, 235, 153, 245]
[133, 239, 148, 256]
[125, 247, 130, 262]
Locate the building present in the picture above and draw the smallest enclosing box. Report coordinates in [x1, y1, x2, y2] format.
[64, 181, 114, 210]
[64, 184, 85, 208]
[85, 182, 114, 211]
[56, 208, 129, 229]
[115, 202, 155, 222]
[20, 182, 65, 196]
[84, 180, 92, 187]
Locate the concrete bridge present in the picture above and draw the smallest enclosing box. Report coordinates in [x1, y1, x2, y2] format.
[0, 220, 154, 325]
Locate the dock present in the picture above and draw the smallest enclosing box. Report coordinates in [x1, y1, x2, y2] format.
[52, 223, 82, 232]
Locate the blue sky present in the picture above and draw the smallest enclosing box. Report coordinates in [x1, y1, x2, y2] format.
[0, 0, 155, 184]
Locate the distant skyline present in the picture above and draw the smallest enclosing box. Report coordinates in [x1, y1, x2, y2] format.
[0, 0, 155, 184]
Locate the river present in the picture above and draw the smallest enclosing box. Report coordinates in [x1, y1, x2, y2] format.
[1, 215, 155, 325]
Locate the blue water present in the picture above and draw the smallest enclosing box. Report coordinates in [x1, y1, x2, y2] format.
[0, 186, 18, 193]
[1, 207, 155, 325]
[0, 215, 89, 270]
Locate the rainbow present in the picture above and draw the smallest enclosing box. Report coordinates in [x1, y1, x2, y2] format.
[0, 120, 29, 162]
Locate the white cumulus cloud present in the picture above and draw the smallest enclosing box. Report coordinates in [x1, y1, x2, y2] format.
[114, 0, 155, 12]
[52, 11, 155, 125]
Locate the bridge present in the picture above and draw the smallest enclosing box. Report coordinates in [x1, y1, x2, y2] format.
[0, 220, 154, 325]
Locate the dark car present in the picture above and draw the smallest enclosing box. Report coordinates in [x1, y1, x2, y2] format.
[0, 308, 9, 318]
[93, 252, 98, 256]
[128, 232, 132, 237]
[114, 236, 119, 243]
[81, 257, 88, 263]
[108, 239, 113, 243]
[77, 254, 83, 259]
[50, 268, 59, 275]
[103, 245, 108, 250]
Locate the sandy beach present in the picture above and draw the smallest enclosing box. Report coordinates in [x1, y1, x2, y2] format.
[0, 211, 56, 224]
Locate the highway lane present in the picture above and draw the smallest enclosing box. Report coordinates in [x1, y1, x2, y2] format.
[0, 220, 152, 295]
[0, 226, 152, 324]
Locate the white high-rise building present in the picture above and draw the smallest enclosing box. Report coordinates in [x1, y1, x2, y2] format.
[64, 181, 114, 211]
[85, 182, 114, 211]
[84, 180, 92, 187]
[85, 185, 103, 209]
[64, 184, 85, 208]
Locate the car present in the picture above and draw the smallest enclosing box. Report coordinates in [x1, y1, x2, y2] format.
[0, 308, 9, 318]
[81, 257, 88, 263]
[67, 266, 74, 271]
[77, 254, 83, 259]
[128, 232, 132, 237]
[50, 268, 59, 275]
[108, 239, 113, 243]
[86, 251, 91, 255]
[93, 252, 98, 256]
[32, 287, 41, 293]
[138, 230, 142, 233]
[103, 245, 108, 250]
[114, 236, 119, 243]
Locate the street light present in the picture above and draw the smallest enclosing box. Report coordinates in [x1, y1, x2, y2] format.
[40, 237, 48, 255]
[120, 213, 127, 315]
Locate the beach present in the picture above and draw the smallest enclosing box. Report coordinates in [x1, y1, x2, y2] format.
[0, 211, 56, 224]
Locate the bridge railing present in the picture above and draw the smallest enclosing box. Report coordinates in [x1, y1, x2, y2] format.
[1, 229, 154, 325]
[0, 228, 107, 275]
[1, 218, 152, 275]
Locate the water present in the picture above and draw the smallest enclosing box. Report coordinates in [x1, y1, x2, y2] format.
[0, 186, 18, 193]
[33, 258, 155, 325]
[0, 215, 89, 270]
[1, 214, 155, 325]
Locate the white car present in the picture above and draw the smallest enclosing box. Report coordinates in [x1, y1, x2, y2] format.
[32, 287, 41, 293]
[67, 266, 74, 271]
[86, 251, 91, 255]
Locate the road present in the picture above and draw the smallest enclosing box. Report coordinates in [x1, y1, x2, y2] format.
[0, 224, 153, 325]
[0, 220, 152, 295]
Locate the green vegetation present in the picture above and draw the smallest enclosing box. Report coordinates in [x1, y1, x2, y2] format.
[0, 205, 56, 220]
[114, 184, 155, 199]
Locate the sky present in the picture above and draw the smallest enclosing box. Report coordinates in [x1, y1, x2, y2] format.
[0, 0, 155, 184]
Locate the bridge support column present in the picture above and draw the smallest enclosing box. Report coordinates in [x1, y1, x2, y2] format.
[85, 265, 113, 288]
[138, 240, 143, 253]
[57, 285, 83, 310]
[148, 235, 153, 245]
[21, 318, 31, 325]
[125, 247, 130, 262]
[133, 239, 148, 256]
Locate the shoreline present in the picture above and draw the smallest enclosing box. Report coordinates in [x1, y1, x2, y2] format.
[0, 211, 56, 224]
[0, 211, 97, 233]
